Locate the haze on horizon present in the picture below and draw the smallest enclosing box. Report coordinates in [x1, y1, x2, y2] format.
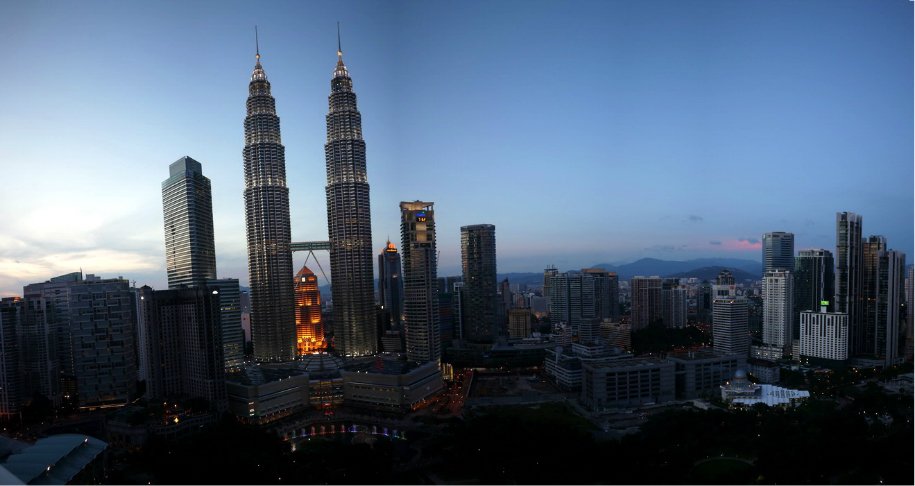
[0, 0, 911, 296]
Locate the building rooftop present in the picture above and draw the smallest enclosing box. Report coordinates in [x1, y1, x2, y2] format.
[225, 366, 308, 386]
[343, 358, 422, 375]
[584, 357, 669, 371]
[0, 434, 106, 485]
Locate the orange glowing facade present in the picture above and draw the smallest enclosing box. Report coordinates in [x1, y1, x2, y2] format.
[295, 265, 325, 354]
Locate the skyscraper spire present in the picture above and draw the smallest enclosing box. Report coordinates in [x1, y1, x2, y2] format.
[334, 22, 348, 78]
[255, 25, 260, 62]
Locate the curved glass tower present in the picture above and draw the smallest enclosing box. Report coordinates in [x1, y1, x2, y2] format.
[243, 45, 296, 362]
[325, 36, 377, 357]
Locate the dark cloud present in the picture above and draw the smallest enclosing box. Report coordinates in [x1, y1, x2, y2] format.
[709, 240, 722, 245]
[738, 237, 760, 244]
[688, 215, 704, 223]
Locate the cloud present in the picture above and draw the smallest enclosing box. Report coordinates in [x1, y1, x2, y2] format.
[738, 237, 760, 245]
[687, 215, 704, 223]
[709, 240, 722, 245]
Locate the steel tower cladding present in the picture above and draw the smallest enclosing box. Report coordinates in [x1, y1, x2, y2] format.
[325, 33, 376, 356]
[243, 43, 296, 362]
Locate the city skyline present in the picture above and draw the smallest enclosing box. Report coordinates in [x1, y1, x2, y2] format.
[1, 1, 912, 296]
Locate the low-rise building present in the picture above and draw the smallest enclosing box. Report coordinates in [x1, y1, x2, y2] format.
[747, 358, 780, 383]
[225, 366, 310, 425]
[667, 349, 746, 400]
[581, 357, 675, 409]
[720, 369, 809, 408]
[340, 359, 443, 412]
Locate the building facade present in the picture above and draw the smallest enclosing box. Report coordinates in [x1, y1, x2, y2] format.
[762, 231, 795, 275]
[0, 298, 23, 417]
[206, 279, 245, 372]
[799, 307, 849, 362]
[400, 201, 439, 363]
[162, 156, 217, 289]
[325, 41, 376, 357]
[243, 46, 296, 362]
[581, 358, 675, 409]
[137, 286, 226, 410]
[378, 241, 404, 335]
[630, 276, 662, 331]
[662, 278, 688, 329]
[69, 276, 137, 410]
[293, 266, 324, 355]
[712, 283, 749, 357]
[835, 212, 863, 356]
[762, 270, 794, 348]
[508, 307, 532, 339]
[460, 224, 497, 342]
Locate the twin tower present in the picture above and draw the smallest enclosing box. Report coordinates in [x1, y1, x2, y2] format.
[244, 32, 375, 362]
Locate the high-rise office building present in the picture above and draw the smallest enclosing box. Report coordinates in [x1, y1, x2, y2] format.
[400, 201, 439, 363]
[630, 276, 662, 331]
[762, 232, 795, 275]
[69, 275, 137, 409]
[698, 280, 713, 324]
[207, 278, 245, 371]
[795, 249, 834, 313]
[162, 156, 217, 289]
[0, 298, 23, 417]
[835, 212, 863, 355]
[243, 41, 296, 362]
[716, 270, 735, 286]
[461, 224, 497, 342]
[762, 270, 794, 348]
[138, 286, 226, 410]
[712, 283, 749, 357]
[294, 265, 324, 354]
[378, 241, 404, 333]
[325, 32, 376, 357]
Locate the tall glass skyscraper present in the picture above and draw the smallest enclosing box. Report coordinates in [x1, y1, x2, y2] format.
[460, 224, 497, 342]
[794, 249, 835, 340]
[162, 156, 217, 289]
[400, 201, 439, 363]
[835, 212, 863, 355]
[243, 44, 296, 362]
[325, 34, 376, 357]
[378, 241, 404, 333]
[762, 231, 795, 275]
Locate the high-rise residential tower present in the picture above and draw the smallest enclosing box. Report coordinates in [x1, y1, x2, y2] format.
[138, 286, 226, 410]
[862, 237, 905, 365]
[325, 29, 376, 357]
[835, 212, 863, 355]
[0, 298, 23, 417]
[762, 270, 794, 348]
[762, 232, 795, 275]
[461, 224, 497, 342]
[630, 276, 662, 331]
[294, 265, 324, 354]
[162, 156, 217, 289]
[400, 201, 439, 363]
[243, 39, 296, 362]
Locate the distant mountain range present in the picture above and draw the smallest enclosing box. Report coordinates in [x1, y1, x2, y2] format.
[664, 266, 758, 283]
[310, 257, 762, 298]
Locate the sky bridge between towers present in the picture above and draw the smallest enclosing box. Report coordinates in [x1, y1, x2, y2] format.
[291, 241, 332, 285]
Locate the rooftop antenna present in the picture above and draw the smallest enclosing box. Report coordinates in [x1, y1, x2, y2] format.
[255, 25, 260, 61]
[337, 22, 342, 57]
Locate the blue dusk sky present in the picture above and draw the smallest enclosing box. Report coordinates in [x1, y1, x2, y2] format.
[0, 0, 912, 295]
